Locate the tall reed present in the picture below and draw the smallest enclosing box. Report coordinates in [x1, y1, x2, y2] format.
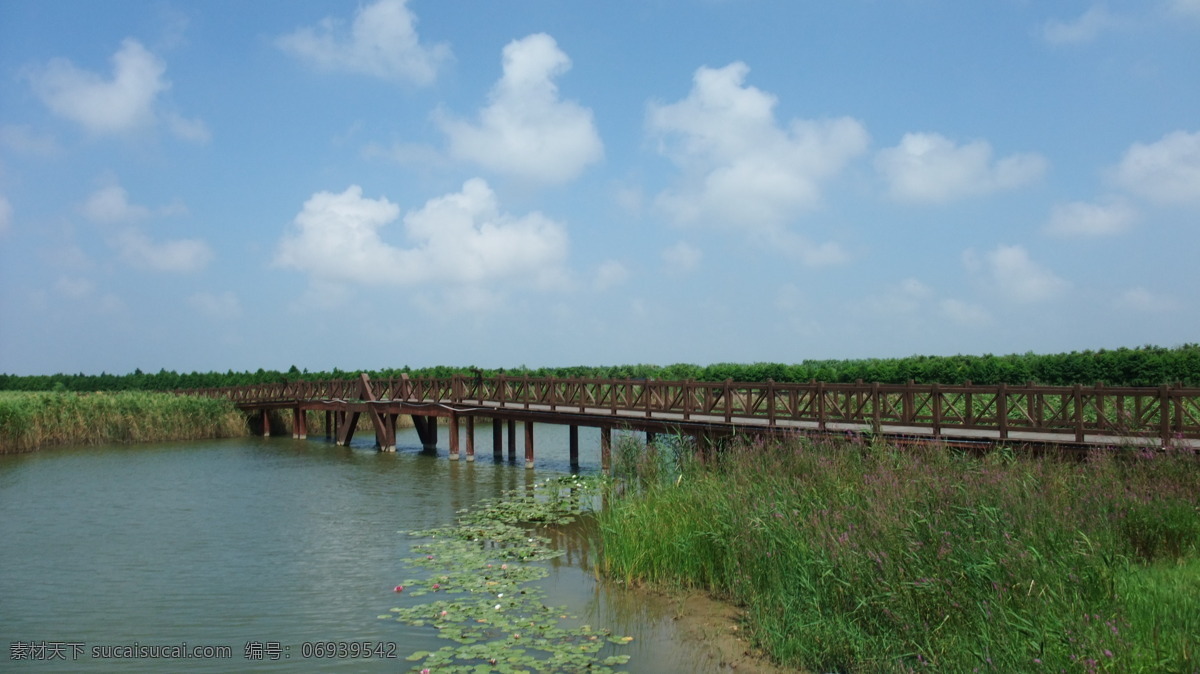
[0, 391, 248, 453]
[597, 436, 1200, 672]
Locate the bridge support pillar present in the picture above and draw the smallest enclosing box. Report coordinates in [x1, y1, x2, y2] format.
[568, 425, 579, 470]
[465, 417, 475, 462]
[507, 420, 516, 461]
[413, 415, 438, 453]
[449, 414, 460, 460]
[524, 421, 535, 469]
[336, 411, 360, 446]
[325, 411, 332, 440]
[377, 414, 396, 452]
[600, 427, 612, 473]
[292, 407, 307, 440]
[646, 431, 656, 446]
[492, 419, 503, 460]
[261, 409, 271, 437]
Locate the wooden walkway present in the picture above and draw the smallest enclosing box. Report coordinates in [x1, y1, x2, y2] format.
[178, 374, 1200, 467]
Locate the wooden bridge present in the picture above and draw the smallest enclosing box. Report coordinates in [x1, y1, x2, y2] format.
[178, 374, 1200, 468]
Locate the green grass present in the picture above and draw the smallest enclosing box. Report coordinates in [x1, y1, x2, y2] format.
[0, 391, 248, 453]
[596, 435, 1200, 672]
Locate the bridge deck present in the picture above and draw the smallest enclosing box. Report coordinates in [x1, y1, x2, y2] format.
[181, 374, 1200, 466]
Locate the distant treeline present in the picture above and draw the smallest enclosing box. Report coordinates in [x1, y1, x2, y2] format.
[2, 345, 1197, 392]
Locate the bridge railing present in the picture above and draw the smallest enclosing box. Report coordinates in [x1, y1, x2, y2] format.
[178, 376, 1200, 445]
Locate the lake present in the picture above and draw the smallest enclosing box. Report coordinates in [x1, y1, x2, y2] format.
[0, 424, 732, 672]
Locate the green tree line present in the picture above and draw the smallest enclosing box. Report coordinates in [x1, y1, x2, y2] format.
[2, 345, 1197, 392]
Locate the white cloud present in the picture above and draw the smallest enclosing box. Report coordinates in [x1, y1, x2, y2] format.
[1044, 199, 1138, 237]
[276, 0, 449, 84]
[939, 298, 993, 327]
[650, 61, 868, 230]
[1113, 287, 1179, 312]
[25, 39, 175, 141]
[1112, 130, 1200, 205]
[29, 39, 164, 134]
[26, 39, 204, 141]
[275, 179, 569, 289]
[964, 244, 1069, 303]
[0, 195, 11, 234]
[593, 260, 630, 290]
[114, 229, 213, 273]
[1040, 6, 1120, 44]
[437, 33, 603, 184]
[83, 184, 152, 224]
[875, 132, 1047, 203]
[189, 291, 243, 320]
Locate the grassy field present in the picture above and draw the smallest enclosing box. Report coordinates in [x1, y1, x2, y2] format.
[0, 391, 248, 453]
[596, 435, 1200, 672]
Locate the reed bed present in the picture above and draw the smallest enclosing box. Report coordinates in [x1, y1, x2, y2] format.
[596, 435, 1200, 672]
[0, 391, 248, 453]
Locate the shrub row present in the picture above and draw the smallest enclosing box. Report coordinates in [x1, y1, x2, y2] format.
[2, 345, 1197, 392]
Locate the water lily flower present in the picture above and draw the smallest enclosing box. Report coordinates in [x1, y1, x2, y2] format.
[393, 585, 404, 592]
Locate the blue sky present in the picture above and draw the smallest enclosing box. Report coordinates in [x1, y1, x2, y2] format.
[1, 1, 1198, 376]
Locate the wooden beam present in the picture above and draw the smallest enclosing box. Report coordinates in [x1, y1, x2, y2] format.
[524, 421, 535, 469]
[568, 424, 579, 469]
[600, 427, 612, 473]
[465, 416, 475, 462]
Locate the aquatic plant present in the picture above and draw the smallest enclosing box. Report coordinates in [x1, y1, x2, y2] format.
[597, 437, 1200, 672]
[0, 391, 246, 453]
[383, 475, 633, 672]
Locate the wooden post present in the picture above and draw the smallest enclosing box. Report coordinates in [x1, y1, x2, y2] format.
[507, 419, 516, 460]
[1160, 384, 1171, 447]
[767, 379, 776, 427]
[646, 430, 656, 446]
[871, 382, 881, 435]
[380, 414, 396, 452]
[325, 410, 332, 440]
[465, 416, 475, 462]
[262, 408, 270, 437]
[492, 418, 503, 460]
[524, 421, 535, 469]
[816, 380, 827, 432]
[449, 413, 460, 460]
[568, 425, 579, 469]
[931, 383, 942, 439]
[997, 383, 1009, 440]
[904, 380, 914, 425]
[600, 427, 612, 473]
[293, 406, 306, 439]
[1073, 384, 1085, 443]
[413, 415, 437, 452]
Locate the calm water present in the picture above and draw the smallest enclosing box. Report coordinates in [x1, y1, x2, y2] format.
[0, 425, 718, 672]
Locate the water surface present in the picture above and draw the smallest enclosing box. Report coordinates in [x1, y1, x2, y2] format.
[0, 425, 724, 672]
